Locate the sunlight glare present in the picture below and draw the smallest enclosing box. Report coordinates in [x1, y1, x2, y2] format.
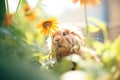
[42, 0, 67, 16]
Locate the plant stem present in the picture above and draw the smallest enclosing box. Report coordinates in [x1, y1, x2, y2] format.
[5, 0, 9, 14]
[47, 26, 56, 60]
[84, 4, 89, 47]
[15, 0, 22, 14]
[47, 26, 53, 42]
[103, 28, 108, 42]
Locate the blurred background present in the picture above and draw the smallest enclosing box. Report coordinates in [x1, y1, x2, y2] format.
[0, 0, 120, 80]
[8, 0, 120, 42]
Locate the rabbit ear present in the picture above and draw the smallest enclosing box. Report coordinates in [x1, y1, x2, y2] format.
[70, 31, 85, 46]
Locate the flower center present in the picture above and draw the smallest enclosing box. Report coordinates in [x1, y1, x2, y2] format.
[43, 21, 52, 28]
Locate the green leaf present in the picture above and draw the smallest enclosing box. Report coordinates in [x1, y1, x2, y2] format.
[53, 58, 73, 75]
[88, 24, 100, 32]
[88, 17, 108, 41]
[112, 35, 120, 61]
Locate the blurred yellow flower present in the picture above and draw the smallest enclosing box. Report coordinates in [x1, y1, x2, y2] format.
[72, 0, 100, 6]
[36, 17, 58, 36]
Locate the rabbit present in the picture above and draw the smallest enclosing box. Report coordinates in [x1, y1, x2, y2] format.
[47, 26, 100, 63]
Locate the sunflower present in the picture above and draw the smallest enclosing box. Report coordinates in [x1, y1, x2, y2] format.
[72, 0, 100, 6]
[36, 17, 58, 36]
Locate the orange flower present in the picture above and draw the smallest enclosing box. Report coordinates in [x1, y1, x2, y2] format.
[73, 0, 100, 6]
[23, 3, 36, 22]
[4, 14, 13, 27]
[25, 11, 36, 22]
[36, 17, 58, 36]
[24, 3, 30, 12]
[72, 0, 79, 3]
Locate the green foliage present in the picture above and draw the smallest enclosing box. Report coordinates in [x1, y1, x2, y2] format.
[0, 55, 59, 80]
[53, 58, 73, 75]
[0, 0, 59, 80]
[0, 26, 32, 60]
[0, 0, 6, 26]
[112, 36, 120, 61]
[87, 17, 120, 79]
[0, 18, 58, 80]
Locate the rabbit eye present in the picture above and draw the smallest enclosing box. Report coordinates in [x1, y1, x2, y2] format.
[63, 32, 66, 36]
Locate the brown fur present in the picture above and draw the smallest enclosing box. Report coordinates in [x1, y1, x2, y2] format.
[47, 26, 100, 62]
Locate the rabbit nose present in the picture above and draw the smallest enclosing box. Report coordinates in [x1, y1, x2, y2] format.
[55, 38, 60, 42]
[54, 37, 61, 43]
